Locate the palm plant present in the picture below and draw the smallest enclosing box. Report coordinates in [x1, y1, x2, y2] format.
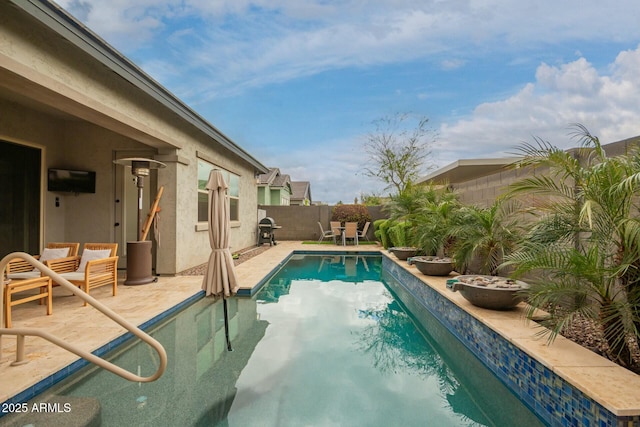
[383, 182, 436, 223]
[449, 198, 523, 275]
[383, 182, 447, 248]
[505, 124, 640, 368]
[413, 194, 461, 257]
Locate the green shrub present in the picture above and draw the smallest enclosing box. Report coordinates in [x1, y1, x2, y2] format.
[331, 204, 372, 229]
[374, 219, 393, 248]
[388, 221, 413, 247]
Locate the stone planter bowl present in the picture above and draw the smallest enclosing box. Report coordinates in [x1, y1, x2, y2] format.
[389, 247, 419, 261]
[447, 275, 529, 310]
[410, 256, 455, 276]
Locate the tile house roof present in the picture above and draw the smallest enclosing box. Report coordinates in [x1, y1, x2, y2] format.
[291, 181, 312, 204]
[258, 168, 291, 190]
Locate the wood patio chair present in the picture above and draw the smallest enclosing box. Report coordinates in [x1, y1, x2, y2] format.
[52, 243, 119, 306]
[6, 242, 80, 280]
[3, 276, 52, 328]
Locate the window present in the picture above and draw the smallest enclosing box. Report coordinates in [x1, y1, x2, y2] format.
[198, 159, 240, 222]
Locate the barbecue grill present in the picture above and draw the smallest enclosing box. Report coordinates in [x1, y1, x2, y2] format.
[258, 217, 281, 246]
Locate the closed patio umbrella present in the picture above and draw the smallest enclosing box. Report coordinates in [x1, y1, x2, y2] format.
[202, 169, 239, 350]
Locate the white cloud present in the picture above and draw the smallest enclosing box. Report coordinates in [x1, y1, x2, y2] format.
[438, 45, 640, 164]
[54, 1, 640, 202]
[57, 1, 640, 101]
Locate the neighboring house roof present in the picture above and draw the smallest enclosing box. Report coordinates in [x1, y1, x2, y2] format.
[258, 168, 292, 192]
[291, 181, 312, 203]
[257, 168, 279, 185]
[417, 157, 522, 185]
[12, 0, 268, 174]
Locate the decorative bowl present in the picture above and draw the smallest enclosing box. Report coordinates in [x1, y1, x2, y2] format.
[447, 275, 529, 310]
[389, 247, 419, 261]
[410, 256, 455, 276]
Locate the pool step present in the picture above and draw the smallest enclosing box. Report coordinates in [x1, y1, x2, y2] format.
[0, 396, 101, 427]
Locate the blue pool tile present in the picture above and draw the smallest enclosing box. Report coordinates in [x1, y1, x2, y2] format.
[381, 255, 627, 427]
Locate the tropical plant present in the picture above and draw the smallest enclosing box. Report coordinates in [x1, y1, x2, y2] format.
[449, 198, 523, 275]
[383, 182, 434, 223]
[411, 186, 461, 256]
[504, 124, 640, 369]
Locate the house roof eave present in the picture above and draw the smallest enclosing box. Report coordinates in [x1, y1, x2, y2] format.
[13, 0, 268, 174]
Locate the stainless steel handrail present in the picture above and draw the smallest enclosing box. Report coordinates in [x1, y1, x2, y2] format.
[0, 252, 167, 382]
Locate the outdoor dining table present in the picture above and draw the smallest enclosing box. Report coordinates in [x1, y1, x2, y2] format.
[337, 226, 346, 246]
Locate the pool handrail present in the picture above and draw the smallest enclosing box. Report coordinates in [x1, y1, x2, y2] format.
[0, 252, 167, 383]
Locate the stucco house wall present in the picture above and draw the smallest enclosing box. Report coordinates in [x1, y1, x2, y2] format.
[0, 1, 267, 274]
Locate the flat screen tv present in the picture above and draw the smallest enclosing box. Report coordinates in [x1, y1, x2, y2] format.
[47, 168, 96, 193]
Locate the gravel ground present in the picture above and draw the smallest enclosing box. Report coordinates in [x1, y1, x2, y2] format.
[556, 314, 640, 373]
[178, 245, 272, 276]
[179, 245, 640, 373]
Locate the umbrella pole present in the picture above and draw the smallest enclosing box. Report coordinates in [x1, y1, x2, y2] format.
[223, 295, 233, 351]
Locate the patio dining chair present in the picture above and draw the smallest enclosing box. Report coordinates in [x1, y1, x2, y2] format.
[344, 222, 359, 246]
[358, 222, 371, 242]
[318, 222, 337, 244]
[51, 243, 119, 306]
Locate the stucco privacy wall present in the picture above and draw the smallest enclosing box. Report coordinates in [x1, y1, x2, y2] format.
[452, 164, 542, 207]
[260, 205, 387, 241]
[438, 136, 640, 208]
[0, 1, 267, 274]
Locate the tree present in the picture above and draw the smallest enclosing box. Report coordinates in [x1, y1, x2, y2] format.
[360, 192, 383, 205]
[361, 113, 437, 195]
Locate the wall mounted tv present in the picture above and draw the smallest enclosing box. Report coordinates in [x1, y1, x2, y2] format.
[47, 168, 96, 193]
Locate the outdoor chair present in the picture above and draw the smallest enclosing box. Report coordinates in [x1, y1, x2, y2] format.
[3, 276, 52, 328]
[52, 243, 119, 306]
[358, 222, 371, 242]
[344, 222, 359, 245]
[6, 242, 80, 280]
[318, 222, 337, 244]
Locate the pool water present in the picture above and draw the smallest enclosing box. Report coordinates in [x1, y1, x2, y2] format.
[36, 254, 544, 426]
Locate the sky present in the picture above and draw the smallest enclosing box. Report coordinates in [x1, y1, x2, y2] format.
[57, 0, 640, 204]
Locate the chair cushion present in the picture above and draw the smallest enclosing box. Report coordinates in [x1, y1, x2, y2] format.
[34, 247, 70, 271]
[77, 249, 111, 272]
[59, 272, 86, 281]
[8, 271, 41, 280]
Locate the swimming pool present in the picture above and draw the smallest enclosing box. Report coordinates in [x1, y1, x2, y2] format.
[10, 254, 545, 426]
